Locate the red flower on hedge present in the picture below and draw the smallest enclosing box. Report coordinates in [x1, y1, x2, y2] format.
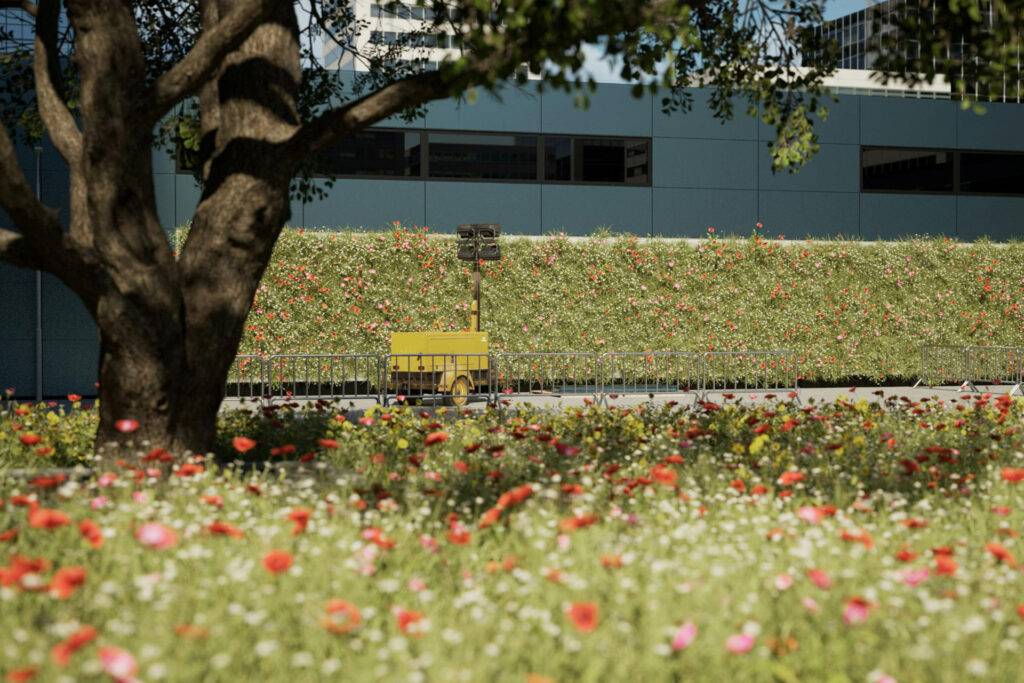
[263, 549, 293, 574]
[566, 602, 599, 633]
[986, 542, 1017, 568]
[18, 433, 41, 447]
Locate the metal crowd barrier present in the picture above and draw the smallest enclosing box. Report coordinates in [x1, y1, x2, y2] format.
[493, 352, 603, 402]
[915, 345, 1024, 396]
[225, 354, 266, 399]
[227, 347, 803, 407]
[383, 353, 492, 406]
[914, 345, 970, 389]
[701, 350, 799, 401]
[963, 345, 1023, 395]
[599, 352, 703, 405]
[265, 354, 384, 403]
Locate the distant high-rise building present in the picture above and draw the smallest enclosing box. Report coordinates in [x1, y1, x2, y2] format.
[322, 1, 466, 72]
[813, 0, 1022, 102]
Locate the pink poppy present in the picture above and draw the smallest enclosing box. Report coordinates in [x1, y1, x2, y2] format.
[671, 622, 698, 651]
[902, 568, 930, 587]
[135, 523, 178, 550]
[726, 633, 755, 654]
[774, 573, 794, 591]
[843, 596, 872, 625]
[98, 646, 138, 682]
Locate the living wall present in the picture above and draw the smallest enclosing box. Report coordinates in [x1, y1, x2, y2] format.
[215, 227, 1024, 383]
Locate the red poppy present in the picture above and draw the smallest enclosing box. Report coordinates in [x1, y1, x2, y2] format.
[806, 568, 832, 589]
[262, 550, 293, 574]
[79, 520, 103, 549]
[650, 465, 678, 487]
[986, 542, 1017, 568]
[362, 527, 397, 549]
[0, 528, 17, 543]
[453, 460, 469, 474]
[143, 448, 174, 463]
[778, 471, 805, 486]
[6, 666, 38, 682]
[395, 608, 426, 636]
[28, 508, 70, 529]
[50, 625, 97, 666]
[208, 521, 244, 539]
[34, 446, 54, 457]
[232, 436, 257, 453]
[322, 599, 362, 634]
[174, 463, 204, 478]
[1002, 468, 1024, 483]
[479, 507, 502, 529]
[566, 602, 599, 633]
[446, 522, 471, 545]
[559, 514, 600, 533]
[49, 566, 86, 599]
[114, 419, 139, 433]
[424, 431, 448, 446]
[601, 554, 623, 569]
[318, 438, 339, 449]
[67, 394, 81, 402]
[288, 507, 311, 535]
[840, 530, 874, 550]
[270, 444, 296, 457]
[935, 554, 958, 576]
[201, 494, 223, 508]
[895, 547, 918, 562]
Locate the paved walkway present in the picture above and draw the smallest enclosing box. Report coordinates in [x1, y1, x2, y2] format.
[220, 384, 1016, 413]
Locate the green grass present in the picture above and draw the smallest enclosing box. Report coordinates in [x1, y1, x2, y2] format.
[212, 227, 1024, 384]
[3, 395, 1024, 681]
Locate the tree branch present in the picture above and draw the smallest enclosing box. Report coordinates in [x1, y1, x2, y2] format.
[146, 0, 285, 123]
[0, 228, 41, 269]
[0, 122, 95, 303]
[285, 71, 450, 160]
[33, 0, 82, 165]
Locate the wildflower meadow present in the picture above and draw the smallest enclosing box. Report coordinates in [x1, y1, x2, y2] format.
[3, 393, 1024, 681]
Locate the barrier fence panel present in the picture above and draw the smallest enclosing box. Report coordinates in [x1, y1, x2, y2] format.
[265, 354, 384, 403]
[226, 355, 266, 399]
[599, 352, 703, 404]
[914, 345, 968, 388]
[964, 345, 1024, 395]
[384, 353, 492, 406]
[492, 352, 602, 402]
[701, 350, 799, 401]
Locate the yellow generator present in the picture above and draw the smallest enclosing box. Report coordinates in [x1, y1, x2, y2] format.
[388, 223, 500, 406]
[389, 331, 489, 405]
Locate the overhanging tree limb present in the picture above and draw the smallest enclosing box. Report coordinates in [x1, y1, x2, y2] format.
[0, 228, 41, 269]
[146, 0, 285, 122]
[34, 0, 82, 165]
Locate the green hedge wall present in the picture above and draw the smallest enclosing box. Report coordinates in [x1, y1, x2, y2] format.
[222, 227, 1024, 383]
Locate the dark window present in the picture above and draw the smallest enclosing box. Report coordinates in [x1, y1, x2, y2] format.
[862, 147, 954, 193]
[574, 138, 649, 184]
[428, 132, 538, 180]
[317, 130, 422, 177]
[370, 4, 381, 17]
[960, 151, 1024, 195]
[544, 137, 571, 181]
